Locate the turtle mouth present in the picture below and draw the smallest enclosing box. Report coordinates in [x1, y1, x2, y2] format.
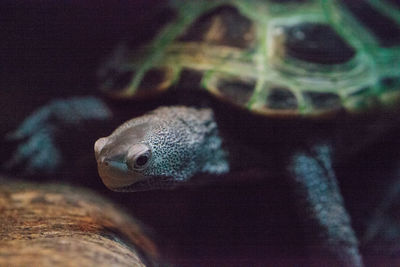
[97, 158, 146, 189]
[111, 176, 179, 192]
[97, 156, 178, 192]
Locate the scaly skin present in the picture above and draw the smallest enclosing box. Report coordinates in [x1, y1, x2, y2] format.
[95, 106, 229, 191]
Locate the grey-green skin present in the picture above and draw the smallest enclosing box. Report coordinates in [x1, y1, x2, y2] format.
[94, 105, 363, 266]
[95, 106, 228, 191]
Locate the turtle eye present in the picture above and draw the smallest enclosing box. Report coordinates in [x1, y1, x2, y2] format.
[126, 144, 151, 171]
[134, 152, 150, 169]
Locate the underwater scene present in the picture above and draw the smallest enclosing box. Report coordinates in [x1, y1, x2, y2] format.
[1, 0, 400, 266]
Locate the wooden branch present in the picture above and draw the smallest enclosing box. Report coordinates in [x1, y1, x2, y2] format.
[0, 177, 160, 266]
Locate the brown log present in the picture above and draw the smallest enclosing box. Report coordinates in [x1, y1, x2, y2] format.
[0, 176, 160, 267]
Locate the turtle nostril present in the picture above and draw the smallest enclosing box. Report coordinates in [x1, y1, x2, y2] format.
[98, 157, 109, 167]
[94, 137, 108, 155]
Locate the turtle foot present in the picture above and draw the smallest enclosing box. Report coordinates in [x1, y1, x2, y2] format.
[288, 144, 363, 267]
[2, 96, 112, 176]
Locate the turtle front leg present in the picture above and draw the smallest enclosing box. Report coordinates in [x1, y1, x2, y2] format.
[288, 144, 363, 266]
[2, 96, 112, 176]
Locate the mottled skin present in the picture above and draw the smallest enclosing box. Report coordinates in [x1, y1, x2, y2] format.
[95, 106, 228, 191]
[288, 145, 361, 264]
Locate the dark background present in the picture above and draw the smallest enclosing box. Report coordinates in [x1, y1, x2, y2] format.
[1, 1, 400, 266]
[0, 0, 159, 131]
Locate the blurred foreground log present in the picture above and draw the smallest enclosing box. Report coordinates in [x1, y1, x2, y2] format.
[0, 177, 160, 266]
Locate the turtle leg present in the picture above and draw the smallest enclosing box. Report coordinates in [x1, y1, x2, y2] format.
[287, 144, 363, 266]
[2, 96, 112, 176]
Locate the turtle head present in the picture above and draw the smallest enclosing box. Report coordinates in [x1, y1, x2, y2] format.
[94, 121, 157, 191]
[95, 106, 229, 192]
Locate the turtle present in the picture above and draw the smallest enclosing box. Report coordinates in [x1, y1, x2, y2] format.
[95, 0, 400, 191]
[91, 0, 400, 265]
[3, 0, 400, 265]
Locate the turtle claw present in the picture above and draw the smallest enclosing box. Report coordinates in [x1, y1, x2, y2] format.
[3, 127, 61, 175]
[2, 96, 112, 177]
[2, 104, 61, 176]
[5, 106, 53, 142]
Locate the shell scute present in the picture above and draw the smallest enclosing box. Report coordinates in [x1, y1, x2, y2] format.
[284, 22, 356, 64]
[267, 87, 298, 110]
[178, 5, 256, 49]
[303, 91, 342, 111]
[100, 0, 400, 117]
[206, 73, 256, 106]
[341, 0, 400, 47]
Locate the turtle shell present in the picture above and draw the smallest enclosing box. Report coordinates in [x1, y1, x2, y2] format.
[99, 0, 400, 117]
